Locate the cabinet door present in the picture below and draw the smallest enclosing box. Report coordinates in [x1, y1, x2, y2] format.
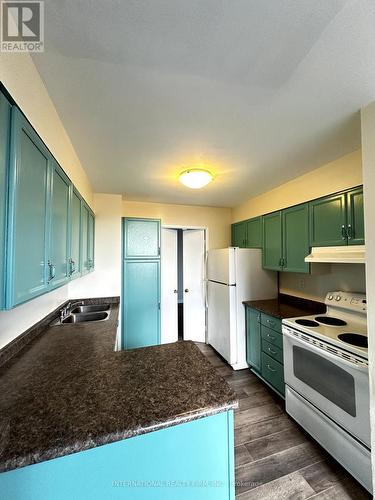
[81, 202, 89, 275]
[123, 260, 160, 349]
[124, 218, 160, 259]
[87, 210, 95, 271]
[232, 221, 247, 247]
[309, 193, 347, 246]
[246, 307, 261, 372]
[70, 189, 81, 278]
[49, 162, 71, 288]
[347, 187, 364, 245]
[246, 217, 262, 248]
[282, 204, 310, 273]
[0, 92, 11, 309]
[262, 211, 282, 270]
[7, 108, 50, 307]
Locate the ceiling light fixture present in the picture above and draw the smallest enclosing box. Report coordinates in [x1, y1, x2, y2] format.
[178, 168, 214, 189]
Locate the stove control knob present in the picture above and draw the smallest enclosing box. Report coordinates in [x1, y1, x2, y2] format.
[335, 296, 341, 301]
[328, 295, 333, 300]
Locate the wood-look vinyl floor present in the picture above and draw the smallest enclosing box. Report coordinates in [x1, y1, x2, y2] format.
[195, 342, 371, 500]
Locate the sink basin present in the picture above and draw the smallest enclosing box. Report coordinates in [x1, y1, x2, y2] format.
[62, 312, 109, 324]
[70, 304, 110, 314]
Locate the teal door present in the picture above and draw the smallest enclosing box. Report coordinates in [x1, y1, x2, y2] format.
[262, 211, 282, 270]
[123, 260, 160, 349]
[124, 218, 160, 258]
[81, 202, 89, 275]
[282, 204, 310, 273]
[246, 217, 262, 248]
[0, 92, 11, 309]
[49, 162, 71, 288]
[7, 108, 51, 307]
[347, 187, 364, 245]
[231, 222, 247, 247]
[70, 189, 81, 278]
[122, 218, 161, 349]
[246, 307, 261, 372]
[309, 193, 347, 246]
[87, 210, 95, 271]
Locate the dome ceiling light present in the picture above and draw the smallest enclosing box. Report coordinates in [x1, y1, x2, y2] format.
[178, 169, 214, 189]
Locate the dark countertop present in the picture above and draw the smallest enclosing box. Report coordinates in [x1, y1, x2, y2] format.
[243, 293, 326, 319]
[0, 301, 237, 473]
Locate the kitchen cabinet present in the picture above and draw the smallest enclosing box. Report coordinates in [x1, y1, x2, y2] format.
[70, 188, 82, 278]
[262, 211, 283, 270]
[49, 161, 71, 288]
[282, 204, 310, 273]
[81, 202, 89, 275]
[6, 108, 51, 307]
[246, 216, 262, 248]
[347, 187, 364, 245]
[0, 91, 11, 309]
[246, 307, 261, 373]
[231, 221, 247, 247]
[122, 218, 161, 349]
[87, 210, 95, 271]
[309, 192, 347, 247]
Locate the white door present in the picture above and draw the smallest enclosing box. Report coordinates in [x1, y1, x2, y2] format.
[161, 228, 178, 344]
[183, 229, 206, 342]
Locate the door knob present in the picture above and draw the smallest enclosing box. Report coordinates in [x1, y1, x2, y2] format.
[184, 289, 189, 293]
[173, 289, 178, 293]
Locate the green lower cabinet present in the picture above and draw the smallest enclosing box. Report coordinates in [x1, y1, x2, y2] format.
[261, 325, 283, 349]
[282, 203, 310, 273]
[246, 307, 261, 372]
[262, 338, 283, 364]
[261, 352, 285, 397]
[246, 217, 262, 248]
[347, 187, 364, 245]
[232, 221, 247, 247]
[262, 211, 283, 270]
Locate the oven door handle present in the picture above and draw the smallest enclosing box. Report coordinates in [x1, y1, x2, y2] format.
[283, 329, 368, 373]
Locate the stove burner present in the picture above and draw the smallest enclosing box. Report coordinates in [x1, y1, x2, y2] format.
[315, 316, 347, 327]
[295, 319, 320, 327]
[337, 333, 368, 348]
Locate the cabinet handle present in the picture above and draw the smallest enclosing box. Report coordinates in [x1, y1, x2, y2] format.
[267, 364, 276, 373]
[173, 289, 178, 293]
[266, 319, 275, 326]
[268, 347, 277, 355]
[267, 333, 276, 341]
[48, 261, 56, 281]
[184, 288, 189, 293]
[347, 224, 352, 240]
[69, 258, 76, 275]
[341, 225, 347, 240]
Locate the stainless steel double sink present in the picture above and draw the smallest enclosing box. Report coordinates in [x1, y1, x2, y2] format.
[53, 304, 110, 325]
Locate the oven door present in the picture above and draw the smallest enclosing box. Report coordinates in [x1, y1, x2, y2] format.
[283, 327, 370, 447]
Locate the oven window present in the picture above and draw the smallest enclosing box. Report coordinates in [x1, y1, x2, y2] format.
[293, 346, 356, 417]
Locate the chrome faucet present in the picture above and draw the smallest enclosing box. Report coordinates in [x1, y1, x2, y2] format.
[60, 301, 84, 322]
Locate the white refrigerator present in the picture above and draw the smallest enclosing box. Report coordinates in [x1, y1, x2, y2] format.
[207, 248, 277, 370]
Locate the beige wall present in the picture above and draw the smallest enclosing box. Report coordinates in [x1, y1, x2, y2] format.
[361, 102, 375, 487]
[232, 150, 362, 222]
[123, 200, 232, 249]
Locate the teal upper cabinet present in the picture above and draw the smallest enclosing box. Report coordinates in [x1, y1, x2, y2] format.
[246, 307, 261, 372]
[246, 217, 262, 248]
[282, 204, 310, 273]
[87, 210, 95, 271]
[0, 92, 11, 309]
[347, 187, 364, 245]
[124, 218, 160, 259]
[231, 221, 247, 247]
[81, 202, 89, 275]
[263, 211, 283, 271]
[7, 108, 51, 307]
[49, 161, 71, 288]
[309, 192, 347, 246]
[70, 189, 82, 278]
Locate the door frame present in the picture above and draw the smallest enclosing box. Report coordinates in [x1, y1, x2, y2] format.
[161, 225, 208, 343]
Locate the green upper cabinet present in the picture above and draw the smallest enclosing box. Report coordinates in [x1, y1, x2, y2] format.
[81, 202, 89, 275]
[49, 161, 71, 289]
[7, 108, 51, 307]
[282, 204, 310, 273]
[263, 211, 283, 271]
[87, 210, 95, 271]
[246, 307, 261, 372]
[347, 187, 364, 245]
[124, 218, 160, 259]
[309, 192, 347, 247]
[231, 221, 247, 247]
[70, 189, 82, 278]
[0, 92, 11, 309]
[246, 217, 262, 248]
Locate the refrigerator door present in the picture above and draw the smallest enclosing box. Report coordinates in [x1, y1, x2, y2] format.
[207, 280, 237, 365]
[207, 248, 236, 285]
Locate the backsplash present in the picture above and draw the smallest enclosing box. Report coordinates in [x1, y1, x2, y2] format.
[279, 263, 366, 302]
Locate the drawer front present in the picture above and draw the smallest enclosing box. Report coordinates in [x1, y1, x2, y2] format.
[262, 338, 283, 364]
[261, 325, 283, 349]
[261, 352, 285, 396]
[260, 313, 282, 333]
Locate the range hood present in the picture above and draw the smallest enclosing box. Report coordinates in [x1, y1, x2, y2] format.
[305, 245, 365, 264]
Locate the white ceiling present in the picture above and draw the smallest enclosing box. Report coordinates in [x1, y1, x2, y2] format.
[32, 0, 375, 207]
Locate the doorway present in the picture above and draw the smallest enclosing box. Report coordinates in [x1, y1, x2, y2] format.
[161, 227, 206, 344]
